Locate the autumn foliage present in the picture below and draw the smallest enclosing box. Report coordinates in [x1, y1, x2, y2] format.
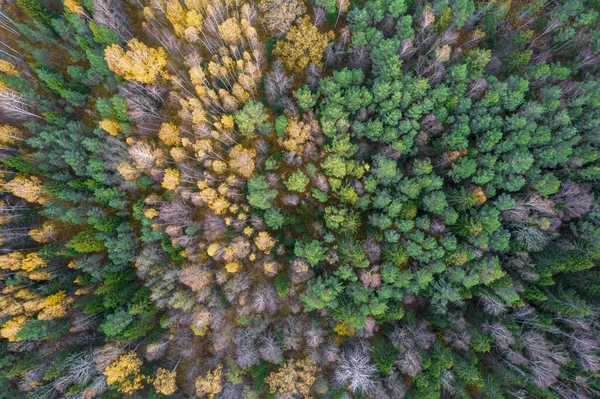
[1, 0, 600, 398]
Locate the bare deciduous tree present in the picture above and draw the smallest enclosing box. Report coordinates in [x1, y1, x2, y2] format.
[93, 0, 133, 40]
[334, 343, 377, 394]
[265, 61, 293, 104]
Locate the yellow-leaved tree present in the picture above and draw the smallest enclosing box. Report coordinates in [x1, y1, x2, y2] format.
[273, 16, 334, 73]
[158, 122, 181, 146]
[3, 175, 50, 204]
[162, 168, 180, 190]
[117, 162, 141, 181]
[229, 145, 256, 179]
[103, 352, 148, 394]
[195, 365, 223, 399]
[37, 291, 73, 320]
[0, 124, 23, 145]
[99, 119, 121, 136]
[153, 367, 177, 395]
[63, 0, 85, 16]
[29, 221, 59, 243]
[255, 231, 276, 254]
[259, 0, 306, 35]
[105, 39, 168, 84]
[218, 18, 242, 45]
[278, 117, 314, 155]
[0, 315, 27, 341]
[21, 252, 46, 272]
[165, 0, 203, 41]
[265, 357, 320, 398]
[0, 59, 20, 76]
[0, 251, 24, 271]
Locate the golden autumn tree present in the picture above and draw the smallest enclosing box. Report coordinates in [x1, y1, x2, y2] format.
[0, 124, 23, 145]
[0, 251, 24, 271]
[0, 293, 22, 319]
[37, 291, 73, 320]
[0, 315, 27, 341]
[105, 39, 169, 84]
[225, 261, 241, 273]
[273, 16, 334, 73]
[337, 0, 350, 14]
[117, 162, 141, 181]
[263, 261, 281, 276]
[29, 221, 59, 243]
[165, 0, 203, 41]
[259, 0, 306, 35]
[104, 352, 148, 394]
[165, 0, 187, 37]
[228, 145, 256, 179]
[218, 18, 242, 45]
[198, 186, 230, 215]
[162, 168, 180, 190]
[211, 160, 228, 174]
[63, 0, 85, 16]
[27, 269, 51, 281]
[170, 147, 188, 162]
[158, 122, 181, 146]
[21, 252, 46, 272]
[278, 117, 314, 155]
[255, 231, 276, 254]
[153, 368, 177, 395]
[195, 365, 223, 399]
[265, 358, 320, 398]
[0, 60, 20, 76]
[190, 308, 211, 336]
[0, 285, 40, 319]
[3, 175, 50, 204]
[222, 236, 251, 263]
[435, 45, 452, 63]
[99, 119, 121, 136]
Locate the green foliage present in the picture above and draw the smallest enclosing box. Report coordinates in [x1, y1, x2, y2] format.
[16, 319, 69, 341]
[300, 276, 343, 310]
[17, 0, 56, 27]
[264, 208, 285, 229]
[382, 244, 410, 268]
[98, 308, 134, 338]
[372, 339, 397, 375]
[89, 21, 121, 45]
[6, 353, 40, 379]
[43, 347, 81, 381]
[66, 229, 105, 253]
[274, 275, 290, 297]
[250, 361, 270, 393]
[275, 115, 288, 137]
[537, 285, 592, 317]
[294, 240, 327, 266]
[247, 176, 278, 210]
[234, 101, 272, 137]
[2, 2, 600, 398]
[338, 238, 369, 267]
[284, 171, 310, 192]
[322, 155, 347, 178]
[422, 190, 448, 214]
[295, 85, 317, 110]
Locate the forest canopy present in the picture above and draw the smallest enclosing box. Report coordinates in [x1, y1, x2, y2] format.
[1, 0, 600, 398]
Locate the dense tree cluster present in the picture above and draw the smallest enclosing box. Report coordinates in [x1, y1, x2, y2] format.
[0, 0, 600, 398]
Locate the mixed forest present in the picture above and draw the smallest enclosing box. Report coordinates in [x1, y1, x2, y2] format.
[1, 0, 600, 398]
